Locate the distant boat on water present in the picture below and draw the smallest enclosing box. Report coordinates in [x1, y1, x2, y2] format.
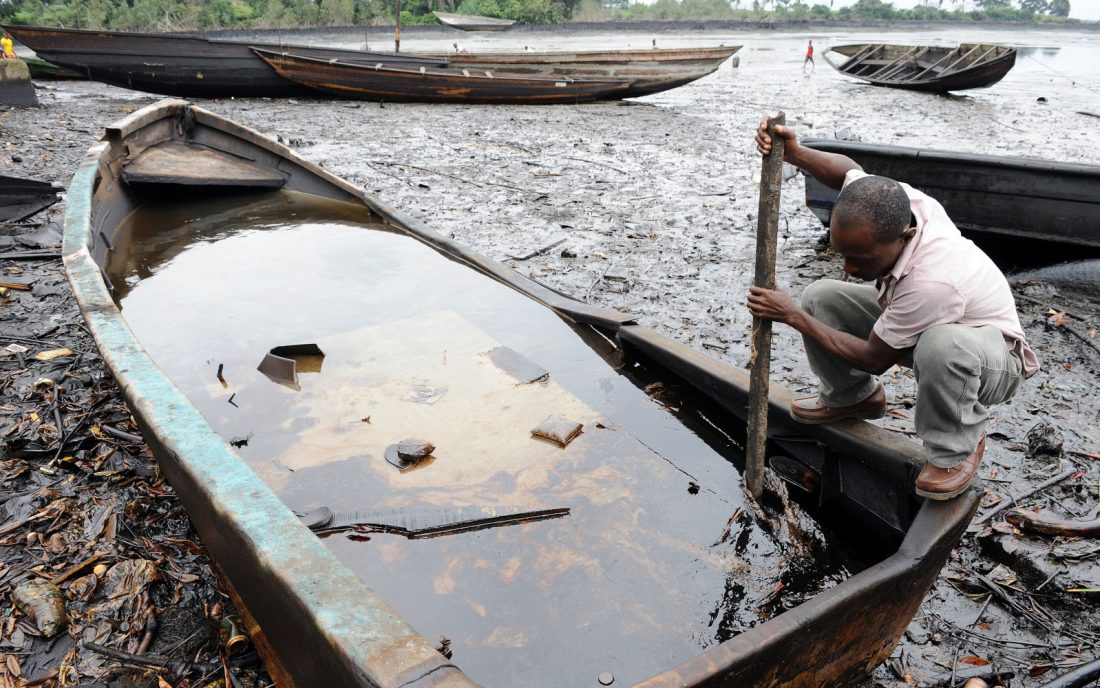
[824, 43, 1016, 92]
[432, 11, 515, 31]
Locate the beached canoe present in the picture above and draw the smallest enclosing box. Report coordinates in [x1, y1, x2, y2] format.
[65, 98, 977, 687]
[2, 24, 446, 98]
[422, 45, 741, 98]
[801, 138, 1100, 249]
[254, 49, 632, 104]
[824, 43, 1016, 92]
[0, 175, 61, 223]
[433, 11, 515, 31]
[24, 55, 85, 80]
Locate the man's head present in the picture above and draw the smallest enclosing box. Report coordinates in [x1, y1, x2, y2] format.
[830, 175, 915, 281]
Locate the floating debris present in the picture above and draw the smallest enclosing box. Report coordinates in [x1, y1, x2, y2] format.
[257, 343, 325, 391]
[384, 440, 436, 471]
[402, 384, 446, 405]
[398, 438, 435, 461]
[531, 416, 583, 447]
[486, 346, 549, 384]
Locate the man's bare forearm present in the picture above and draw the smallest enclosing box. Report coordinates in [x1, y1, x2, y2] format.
[785, 145, 862, 190]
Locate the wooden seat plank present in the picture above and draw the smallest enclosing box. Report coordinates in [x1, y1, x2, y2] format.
[122, 141, 286, 188]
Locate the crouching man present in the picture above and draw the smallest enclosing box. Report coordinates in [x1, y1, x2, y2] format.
[748, 120, 1039, 500]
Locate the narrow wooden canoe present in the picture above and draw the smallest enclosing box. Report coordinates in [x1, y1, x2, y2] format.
[801, 138, 1100, 249]
[64, 99, 977, 688]
[422, 45, 742, 98]
[824, 43, 1016, 92]
[2, 24, 447, 98]
[433, 11, 515, 31]
[254, 48, 631, 104]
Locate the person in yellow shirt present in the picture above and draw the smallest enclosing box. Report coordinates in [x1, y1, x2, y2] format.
[1, 32, 15, 60]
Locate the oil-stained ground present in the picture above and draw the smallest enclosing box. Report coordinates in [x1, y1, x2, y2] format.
[2, 21, 1099, 687]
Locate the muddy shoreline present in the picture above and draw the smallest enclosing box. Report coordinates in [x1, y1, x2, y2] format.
[3, 24, 1099, 687]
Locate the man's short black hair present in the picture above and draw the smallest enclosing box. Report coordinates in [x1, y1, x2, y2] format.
[833, 175, 911, 243]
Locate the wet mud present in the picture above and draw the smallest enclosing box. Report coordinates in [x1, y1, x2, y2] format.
[3, 21, 1099, 687]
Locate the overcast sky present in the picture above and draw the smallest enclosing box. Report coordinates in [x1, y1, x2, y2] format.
[827, 0, 1100, 20]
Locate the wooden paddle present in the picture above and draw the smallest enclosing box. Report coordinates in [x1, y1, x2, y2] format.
[746, 113, 785, 499]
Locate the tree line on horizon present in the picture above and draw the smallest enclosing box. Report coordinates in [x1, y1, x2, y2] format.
[0, 0, 1075, 32]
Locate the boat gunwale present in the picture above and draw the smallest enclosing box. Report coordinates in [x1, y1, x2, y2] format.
[803, 137, 1100, 178]
[65, 98, 979, 688]
[428, 45, 741, 64]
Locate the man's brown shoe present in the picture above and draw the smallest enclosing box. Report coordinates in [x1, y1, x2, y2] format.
[915, 434, 986, 500]
[790, 383, 886, 425]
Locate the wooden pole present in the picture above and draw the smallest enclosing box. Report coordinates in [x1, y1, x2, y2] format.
[395, 0, 402, 53]
[746, 112, 785, 499]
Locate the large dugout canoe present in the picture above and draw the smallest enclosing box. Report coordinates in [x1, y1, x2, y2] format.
[417, 45, 741, 98]
[801, 138, 1100, 249]
[254, 49, 632, 104]
[64, 99, 978, 688]
[2, 24, 446, 98]
[824, 43, 1016, 92]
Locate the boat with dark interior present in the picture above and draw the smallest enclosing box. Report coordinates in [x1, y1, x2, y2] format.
[253, 48, 632, 104]
[64, 99, 978, 687]
[824, 43, 1016, 92]
[2, 24, 446, 97]
[801, 138, 1100, 250]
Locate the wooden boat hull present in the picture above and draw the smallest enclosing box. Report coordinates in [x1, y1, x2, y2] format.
[64, 99, 977, 688]
[801, 138, 1100, 249]
[2, 24, 447, 98]
[825, 43, 1016, 92]
[0, 174, 61, 222]
[424, 45, 741, 98]
[255, 49, 631, 104]
[433, 11, 515, 31]
[24, 55, 85, 80]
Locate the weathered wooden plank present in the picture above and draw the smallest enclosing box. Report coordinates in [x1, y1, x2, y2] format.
[122, 141, 287, 187]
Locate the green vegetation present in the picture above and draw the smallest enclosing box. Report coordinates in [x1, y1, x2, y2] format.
[0, 0, 1076, 31]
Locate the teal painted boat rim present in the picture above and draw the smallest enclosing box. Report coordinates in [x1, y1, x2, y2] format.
[63, 99, 978, 688]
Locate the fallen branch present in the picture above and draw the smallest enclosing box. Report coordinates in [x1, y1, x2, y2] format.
[0, 250, 62, 261]
[563, 156, 627, 175]
[585, 261, 614, 303]
[1004, 509, 1100, 538]
[973, 467, 1077, 525]
[100, 424, 144, 444]
[974, 571, 1055, 633]
[1037, 657, 1100, 687]
[508, 238, 566, 262]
